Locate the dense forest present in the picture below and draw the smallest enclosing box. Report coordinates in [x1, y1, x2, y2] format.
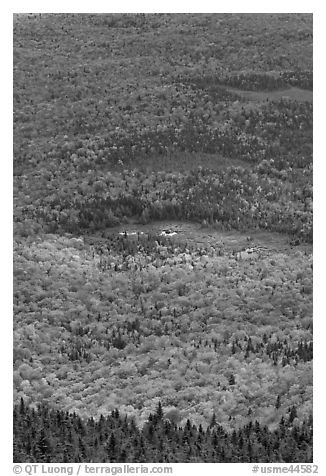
[13, 13, 313, 462]
[14, 399, 312, 463]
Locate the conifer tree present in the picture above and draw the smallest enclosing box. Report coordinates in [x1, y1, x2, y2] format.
[156, 401, 164, 421]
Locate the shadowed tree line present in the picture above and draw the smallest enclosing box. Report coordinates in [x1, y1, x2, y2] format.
[14, 399, 312, 463]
